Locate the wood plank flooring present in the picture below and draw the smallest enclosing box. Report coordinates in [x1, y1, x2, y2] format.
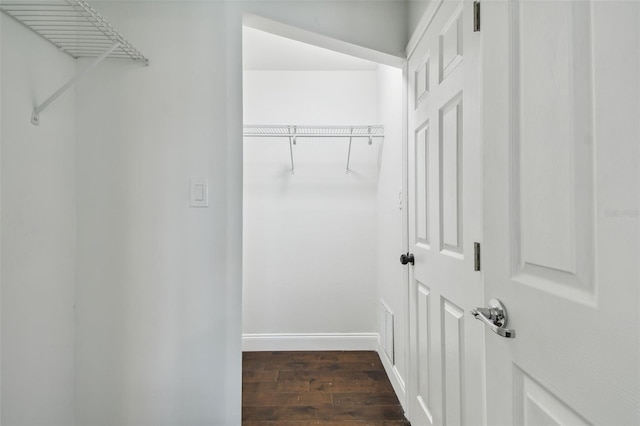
[242, 351, 410, 425]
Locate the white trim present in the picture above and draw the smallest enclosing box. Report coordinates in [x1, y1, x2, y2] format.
[243, 14, 406, 68]
[401, 59, 413, 423]
[377, 340, 407, 411]
[0, 11, 3, 423]
[242, 333, 379, 352]
[406, 0, 446, 59]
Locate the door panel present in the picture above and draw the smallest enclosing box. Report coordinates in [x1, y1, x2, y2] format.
[441, 298, 464, 426]
[439, 93, 463, 255]
[416, 282, 433, 422]
[439, 8, 463, 83]
[407, 1, 482, 425]
[483, 1, 639, 425]
[415, 121, 430, 246]
[515, 0, 595, 302]
[513, 368, 591, 426]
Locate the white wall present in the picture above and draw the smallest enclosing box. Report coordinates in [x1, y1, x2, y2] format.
[1, 15, 76, 426]
[74, 3, 241, 425]
[0, 1, 408, 425]
[375, 65, 407, 405]
[243, 71, 379, 346]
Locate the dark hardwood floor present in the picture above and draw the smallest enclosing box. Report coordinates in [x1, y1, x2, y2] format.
[242, 350, 410, 425]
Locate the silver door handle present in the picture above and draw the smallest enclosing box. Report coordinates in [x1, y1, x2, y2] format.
[471, 298, 516, 338]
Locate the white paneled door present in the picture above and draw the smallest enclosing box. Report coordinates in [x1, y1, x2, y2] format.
[483, 1, 639, 425]
[407, 1, 483, 425]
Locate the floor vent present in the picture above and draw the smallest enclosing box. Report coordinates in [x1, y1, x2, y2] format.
[379, 300, 395, 364]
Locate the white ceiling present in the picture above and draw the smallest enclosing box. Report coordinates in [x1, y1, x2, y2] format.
[242, 26, 379, 71]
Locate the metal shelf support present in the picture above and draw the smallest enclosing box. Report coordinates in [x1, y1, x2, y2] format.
[345, 127, 354, 174]
[287, 125, 296, 175]
[31, 42, 119, 125]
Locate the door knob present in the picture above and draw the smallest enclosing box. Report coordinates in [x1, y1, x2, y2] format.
[471, 298, 516, 338]
[400, 253, 415, 265]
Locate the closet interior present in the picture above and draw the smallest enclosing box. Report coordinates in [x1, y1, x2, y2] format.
[241, 26, 406, 403]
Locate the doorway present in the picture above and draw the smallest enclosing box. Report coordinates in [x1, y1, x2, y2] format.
[240, 22, 408, 407]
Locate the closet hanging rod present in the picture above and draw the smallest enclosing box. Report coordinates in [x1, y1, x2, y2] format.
[243, 125, 384, 139]
[243, 125, 384, 175]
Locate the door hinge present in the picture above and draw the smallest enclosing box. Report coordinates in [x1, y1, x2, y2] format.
[474, 242, 481, 271]
[473, 1, 481, 32]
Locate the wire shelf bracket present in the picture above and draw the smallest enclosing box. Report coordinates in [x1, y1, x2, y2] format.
[0, 0, 149, 125]
[243, 125, 384, 175]
[31, 42, 118, 125]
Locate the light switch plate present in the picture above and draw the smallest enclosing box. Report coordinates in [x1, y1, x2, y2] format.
[190, 178, 208, 207]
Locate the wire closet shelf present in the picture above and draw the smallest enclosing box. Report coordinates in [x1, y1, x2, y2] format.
[243, 125, 384, 140]
[1, 0, 149, 125]
[0, 0, 148, 64]
[243, 125, 385, 174]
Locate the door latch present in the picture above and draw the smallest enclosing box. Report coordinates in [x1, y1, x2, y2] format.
[471, 299, 516, 338]
[400, 253, 415, 265]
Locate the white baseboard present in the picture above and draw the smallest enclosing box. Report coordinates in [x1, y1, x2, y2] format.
[377, 339, 407, 411]
[242, 333, 379, 352]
